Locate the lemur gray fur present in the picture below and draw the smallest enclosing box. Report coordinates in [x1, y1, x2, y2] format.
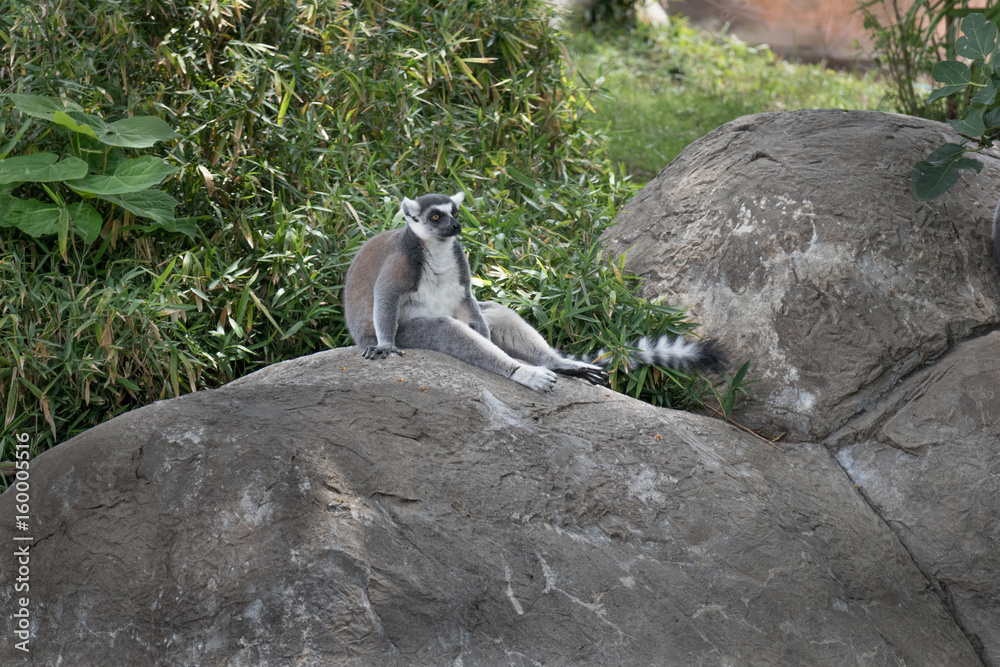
[343, 192, 724, 392]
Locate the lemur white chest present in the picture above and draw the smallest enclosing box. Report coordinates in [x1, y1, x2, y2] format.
[400, 240, 464, 320]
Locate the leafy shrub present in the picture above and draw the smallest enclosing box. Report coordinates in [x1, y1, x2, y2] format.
[1, 94, 187, 257]
[859, 0, 1000, 120]
[1, 0, 731, 466]
[912, 12, 1000, 200]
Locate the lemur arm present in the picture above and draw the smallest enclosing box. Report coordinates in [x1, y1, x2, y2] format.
[463, 291, 491, 340]
[367, 253, 414, 359]
[454, 242, 490, 339]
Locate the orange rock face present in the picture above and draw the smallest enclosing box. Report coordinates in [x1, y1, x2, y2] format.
[667, 0, 879, 64]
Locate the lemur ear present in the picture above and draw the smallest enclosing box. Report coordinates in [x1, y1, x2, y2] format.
[401, 197, 420, 219]
[450, 192, 465, 208]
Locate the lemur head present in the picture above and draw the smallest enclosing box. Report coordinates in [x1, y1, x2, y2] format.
[401, 192, 465, 242]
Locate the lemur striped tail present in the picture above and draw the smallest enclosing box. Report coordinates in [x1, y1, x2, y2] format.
[562, 335, 726, 385]
[627, 335, 726, 374]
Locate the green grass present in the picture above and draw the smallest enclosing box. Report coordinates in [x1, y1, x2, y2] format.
[568, 20, 893, 181]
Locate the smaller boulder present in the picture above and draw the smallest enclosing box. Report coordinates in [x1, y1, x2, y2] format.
[602, 110, 1000, 441]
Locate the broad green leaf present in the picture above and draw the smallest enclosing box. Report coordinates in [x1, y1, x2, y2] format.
[0, 192, 18, 227]
[52, 110, 99, 139]
[68, 156, 176, 195]
[948, 107, 986, 136]
[2, 198, 62, 236]
[0, 154, 88, 185]
[956, 13, 998, 62]
[160, 217, 198, 238]
[98, 188, 179, 224]
[985, 105, 1000, 128]
[67, 202, 102, 243]
[98, 116, 180, 148]
[0, 190, 12, 222]
[972, 77, 999, 104]
[927, 61, 972, 103]
[912, 143, 984, 201]
[6, 94, 83, 121]
[66, 111, 110, 134]
[5, 95, 177, 148]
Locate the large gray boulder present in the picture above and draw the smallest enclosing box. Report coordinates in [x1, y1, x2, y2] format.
[0, 348, 981, 665]
[601, 109, 1000, 664]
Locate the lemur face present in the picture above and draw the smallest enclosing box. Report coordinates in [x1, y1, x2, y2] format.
[402, 192, 465, 241]
[423, 204, 461, 238]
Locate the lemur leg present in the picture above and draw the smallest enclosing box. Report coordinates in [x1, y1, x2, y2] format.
[395, 316, 557, 392]
[478, 302, 607, 384]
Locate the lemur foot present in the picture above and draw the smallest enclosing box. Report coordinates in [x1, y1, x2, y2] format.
[362, 344, 404, 360]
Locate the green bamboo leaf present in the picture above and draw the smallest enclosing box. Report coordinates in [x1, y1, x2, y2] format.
[633, 365, 648, 399]
[722, 386, 735, 418]
[948, 107, 986, 136]
[18, 376, 44, 399]
[0, 154, 88, 185]
[117, 377, 141, 392]
[247, 288, 287, 338]
[4, 370, 18, 427]
[956, 13, 998, 62]
[151, 256, 178, 292]
[57, 204, 71, 260]
[68, 156, 176, 195]
[731, 360, 751, 387]
[169, 351, 180, 397]
[1, 118, 32, 159]
[276, 75, 295, 126]
[912, 143, 984, 201]
[927, 61, 973, 103]
[281, 320, 305, 339]
[97, 116, 180, 148]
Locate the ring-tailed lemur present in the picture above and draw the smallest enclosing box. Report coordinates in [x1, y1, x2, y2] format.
[343, 192, 724, 392]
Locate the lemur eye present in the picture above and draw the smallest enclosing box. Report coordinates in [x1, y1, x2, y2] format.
[431, 214, 440, 221]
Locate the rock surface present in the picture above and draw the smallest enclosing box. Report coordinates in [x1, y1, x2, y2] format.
[601, 109, 1000, 664]
[834, 331, 1000, 664]
[0, 348, 981, 665]
[602, 110, 1000, 442]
